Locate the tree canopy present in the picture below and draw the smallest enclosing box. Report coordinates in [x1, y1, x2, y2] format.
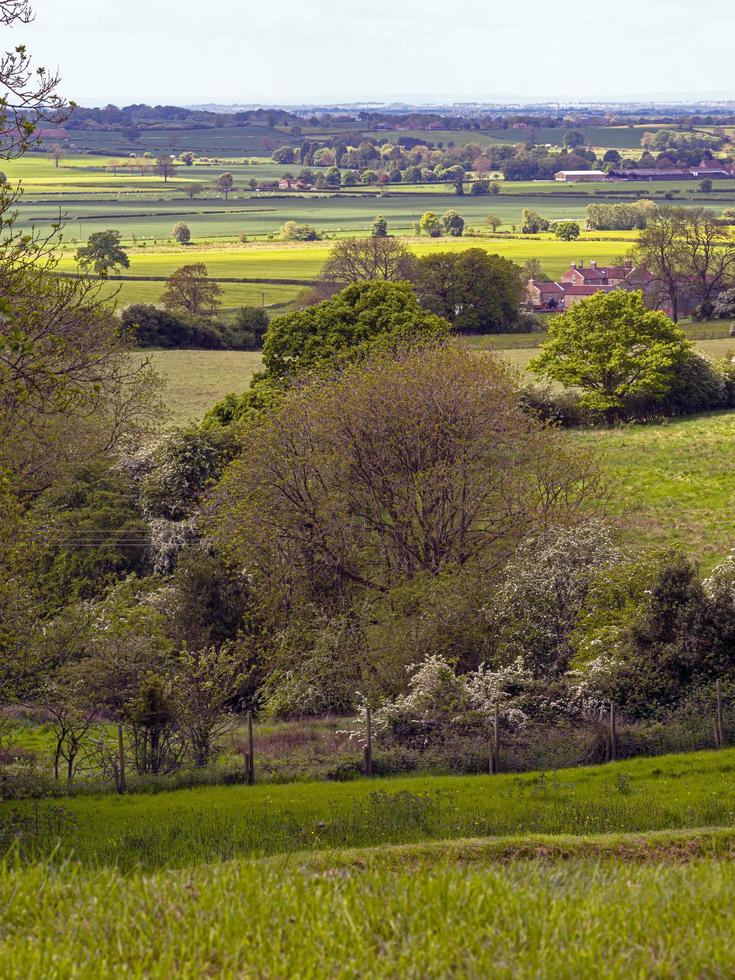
[410, 248, 523, 334]
[75, 230, 129, 277]
[260, 279, 450, 381]
[530, 290, 692, 413]
[161, 263, 222, 316]
[320, 236, 412, 286]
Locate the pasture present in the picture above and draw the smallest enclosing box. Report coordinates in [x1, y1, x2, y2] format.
[6, 748, 735, 870]
[5, 750, 735, 974]
[57, 236, 644, 313]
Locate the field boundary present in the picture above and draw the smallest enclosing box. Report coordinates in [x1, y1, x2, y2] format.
[51, 271, 319, 286]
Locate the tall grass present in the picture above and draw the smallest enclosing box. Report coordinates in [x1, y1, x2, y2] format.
[5, 748, 735, 872]
[3, 851, 735, 977]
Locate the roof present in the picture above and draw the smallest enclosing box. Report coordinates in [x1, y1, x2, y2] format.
[37, 128, 68, 139]
[696, 156, 726, 170]
[532, 281, 565, 293]
[554, 170, 607, 177]
[575, 268, 606, 281]
[619, 168, 690, 177]
[563, 284, 616, 296]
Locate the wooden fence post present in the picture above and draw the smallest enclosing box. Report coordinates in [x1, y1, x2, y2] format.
[364, 705, 373, 777]
[609, 700, 617, 762]
[245, 709, 255, 785]
[716, 680, 725, 749]
[490, 702, 500, 774]
[117, 723, 126, 794]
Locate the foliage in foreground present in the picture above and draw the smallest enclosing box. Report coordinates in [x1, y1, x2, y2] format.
[3, 847, 735, 976]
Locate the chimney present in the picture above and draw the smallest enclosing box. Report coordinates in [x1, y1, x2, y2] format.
[571, 263, 577, 270]
[578, 260, 584, 268]
[590, 260, 597, 268]
[625, 259, 633, 269]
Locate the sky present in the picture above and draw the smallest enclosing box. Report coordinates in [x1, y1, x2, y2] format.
[15, 0, 735, 106]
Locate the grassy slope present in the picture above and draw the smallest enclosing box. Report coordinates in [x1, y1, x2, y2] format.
[6, 752, 735, 974]
[7, 748, 735, 872]
[577, 410, 735, 567]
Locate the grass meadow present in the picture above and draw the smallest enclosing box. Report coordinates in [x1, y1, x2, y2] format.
[3, 846, 735, 977]
[5, 748, 735, 871]
[5, 751, 735, 974]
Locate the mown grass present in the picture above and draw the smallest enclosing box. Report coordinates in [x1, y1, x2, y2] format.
[577, 409, 735, 567]
[6, 748, 735, 872]
[138, 349, 262, 423]
[100, 277, 299, 310]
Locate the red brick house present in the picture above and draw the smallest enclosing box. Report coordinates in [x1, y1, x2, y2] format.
[526, 280, 565, 309]
[527, 258, 727, 316]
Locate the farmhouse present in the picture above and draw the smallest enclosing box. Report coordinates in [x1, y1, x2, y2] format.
[278, 178, 309, 190]
[526, 262, 624, 310]
[527, 257, 725, 316]
[525, 280, 565, 309]
[561, 260, 633, 286]
[689, 156, 733, 178]
[554, 170, 608, 182]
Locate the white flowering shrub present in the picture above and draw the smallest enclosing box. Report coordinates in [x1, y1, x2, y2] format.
[703, 551, 735, 601]
[490, 520, 621, 678]
[345, 656, 531, 749]
[148, 517, 198, 575]
[141, 426, 236, 522]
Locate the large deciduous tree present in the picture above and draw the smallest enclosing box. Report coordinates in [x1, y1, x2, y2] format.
[161, 263, 222, 316]
[680, 208, 735, 313]
[0, 268, 163, 492]
[632, 206, 735, 320]
[154, 154, 175, 182]
[213, 344, 601, 606]
[530, 289, 691, 414]
[216, 172, 234, 198]
[75, 229, 129, 276]
[320, 236, 413, 287]
[409, 248, 523, 334]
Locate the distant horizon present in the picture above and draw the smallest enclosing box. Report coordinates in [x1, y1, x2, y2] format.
[74, 94, 735, 111]
[19, 0, 735, 109]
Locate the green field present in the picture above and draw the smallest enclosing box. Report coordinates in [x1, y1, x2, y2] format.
[9, 151, 735, 248]
[578, 409, 735, 567]
[5, 750, 735, 974]
[6, 748, 735, 870]
[101, 277, 298, 310]
[141, 349, 262, 423]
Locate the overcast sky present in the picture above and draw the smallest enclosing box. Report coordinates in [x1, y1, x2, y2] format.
[16, 0, 735, 106]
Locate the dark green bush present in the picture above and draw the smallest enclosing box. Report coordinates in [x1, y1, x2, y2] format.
[121, 304, 261, 351]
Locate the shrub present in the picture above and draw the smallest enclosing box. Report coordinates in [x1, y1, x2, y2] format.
[121, 304, 261, 351]
[713, 289, 735, 319]
[280, 221, 319, 241]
